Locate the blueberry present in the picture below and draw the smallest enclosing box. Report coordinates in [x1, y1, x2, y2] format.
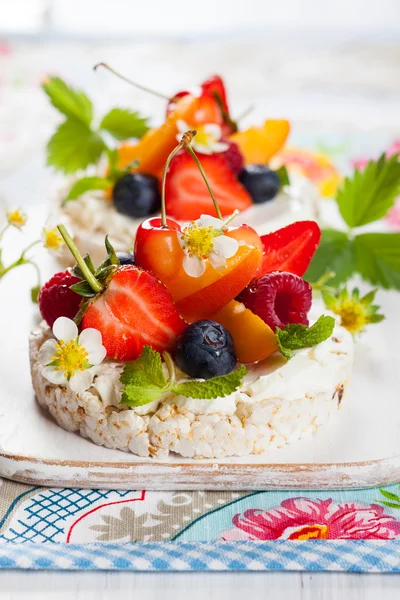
[113, 173, 161, 218]
[238, 165, 280, 203]
[116, 251, 135, 266]
[175, 320, 237, 380]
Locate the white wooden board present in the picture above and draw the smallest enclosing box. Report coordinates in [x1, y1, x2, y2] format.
[0, 211, 399, 490]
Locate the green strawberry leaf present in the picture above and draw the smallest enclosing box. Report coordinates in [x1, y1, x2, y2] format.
[42, 76, 93, 125]
[354, 232, 400, 290]
[69, 280, 97, 298]
[304, 229, 356, 286]
[64, 176, 111, 204]
[100, 108, 150, 141]
[46, 119, 106, 174]
[275, 165, 290, 187]
[336, 153, 400, 228]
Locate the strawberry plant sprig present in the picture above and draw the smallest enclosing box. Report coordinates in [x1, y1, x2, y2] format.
[42, 76, 150, 201]
[0, 209, 41, 301]
[305, 153, 400, 290]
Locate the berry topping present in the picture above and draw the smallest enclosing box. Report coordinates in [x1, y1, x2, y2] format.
[229, 119, 290, 165]
[222, 141, 244, 175]
[238, 271, 312, 331]
[38, 270, 82, 328]
[239, 165, 280, 203]
[165, 151, 252, 220]
[259, 221, 321, 277]
[116, 251, 135, 265]
[112, 173, 161, 218]
[175, 320, 237, 379]
[82, 266, 187, 361]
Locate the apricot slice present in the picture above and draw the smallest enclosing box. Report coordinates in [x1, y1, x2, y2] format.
[115, 94, 202, 176]
[212, 300, 278, 363]
[229, 119, 290, 165]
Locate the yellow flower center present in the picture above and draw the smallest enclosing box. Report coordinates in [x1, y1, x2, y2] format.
[51, 339, 90, 379]
[194, 125, 218, 148]
[337, 300, 367, 334]
[181, 224, 219, 259]
[289, 525, 329, 540]
[43, 227, 63, 250]
[7, 209, 26, 228]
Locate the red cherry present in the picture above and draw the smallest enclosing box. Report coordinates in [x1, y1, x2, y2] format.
[134, 217, 183, 280]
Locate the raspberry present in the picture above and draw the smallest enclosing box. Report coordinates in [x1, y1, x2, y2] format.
[221, 141, 244, 175]
[238, 271, 312, 331]
[38, 270, 82, 328]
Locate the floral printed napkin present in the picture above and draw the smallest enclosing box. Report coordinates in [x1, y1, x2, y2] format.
[1, 479, 400, 571]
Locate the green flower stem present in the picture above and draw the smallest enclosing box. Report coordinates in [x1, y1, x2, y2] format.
[160, 142, 185, 228]
[21, 239, 40, 259]
[58, 225, 104, 293]
[162, 351, 176, 384]
[185, 144, 223, 220]
[0, 223, 10, 244]
[94, 63, 170, 101]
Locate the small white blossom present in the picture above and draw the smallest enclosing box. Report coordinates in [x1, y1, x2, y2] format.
[38, 317, 107, 393]
[176, 120, 229, 155]
[178, 214, 239, 278]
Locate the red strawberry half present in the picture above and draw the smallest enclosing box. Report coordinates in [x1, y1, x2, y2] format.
[82, 266, 187, 361]
[165, 151, 252, 221]
[259, 221, 321, 277]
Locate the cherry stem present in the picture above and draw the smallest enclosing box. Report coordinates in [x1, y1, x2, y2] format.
[184, 145, 223, 220]
[236, 104, 255, 122]
[94, 63, 170, 101]
[160, 130, 224, 227]
[57, 225, 104, 294]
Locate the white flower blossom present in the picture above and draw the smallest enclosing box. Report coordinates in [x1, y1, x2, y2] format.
[176, 120, 229, 155]
[38, 317, 106, 393]
[178, 214, 239, 278]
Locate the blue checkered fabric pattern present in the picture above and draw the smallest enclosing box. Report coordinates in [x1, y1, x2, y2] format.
[0, 541, 399, 572]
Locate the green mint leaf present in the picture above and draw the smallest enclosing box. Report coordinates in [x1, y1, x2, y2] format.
[121, 384, 167, 407]
[171, 365, 247, 400]
[275, 165, 290, 187]
[120, 346, 167, 387]
[31, 284, 40, 304]
[337, 153, 400, 228]
[64, 176, 111, 203]
[69, 280, 96, 298]
[354, 232, 400, 290]
[276, 315, 335, 360]
[42, 76, 93, 125]
[304, 229, 356, 286]
[46, 119, 106, 174]
[100, 108, 150, 141]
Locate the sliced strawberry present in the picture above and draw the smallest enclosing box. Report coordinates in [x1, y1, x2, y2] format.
[82, 266, 186, 361]
[201, 75, 229, 113]
[259, 221, 321, 277]
[165, 151, 252, 220]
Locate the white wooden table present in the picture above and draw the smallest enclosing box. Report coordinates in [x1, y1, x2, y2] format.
[0, 36, 399, 598]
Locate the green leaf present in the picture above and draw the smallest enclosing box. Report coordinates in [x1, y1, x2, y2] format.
[275, 165, 290, 187]
[105, 235, 119, 265]
[42, 76, 93, 125]
[95, 264, 118, 282]
[64, 176, 111, 203]
[378, 501, 400, 510]
[354, 233, 400, 290]
[276, 315, 335, 360]
[100, 108, 150, 140]
[379, 489, 400, 502]
[71, 253, 95, 278]
[69, 280, 96, 298]
[172, 365, 247, 400]
[304, 229, 356, 286]
[120, 346, 167, 389]
[47, 119, 106, 174]
[336, 153, 400, 228]
[31, 284, 40, 304]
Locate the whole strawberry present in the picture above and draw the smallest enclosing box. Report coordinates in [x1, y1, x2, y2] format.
[38, 270, 82, 327]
